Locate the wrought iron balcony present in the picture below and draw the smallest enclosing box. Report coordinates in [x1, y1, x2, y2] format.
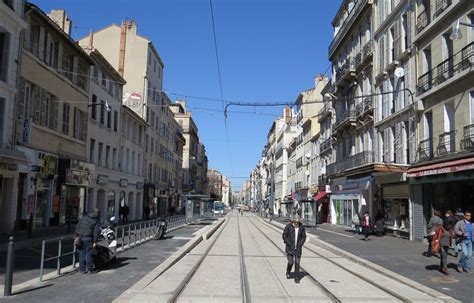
[461, 124, 474, 151]
[416, 9, 430, 33]
[334, 105, 357, 129]
[354, 96, 373, 117]
[336, 58, 351, 81]
[362, 40, 373, 61]
[326, 151, 374, 176]
[318, 102, 332, 122]
[320, 138, 332, 154]
[434, 0, 451, 17]
[437, 130, 457, 156]
[417, 42, 474, 95]
[417, 138, 433, 161]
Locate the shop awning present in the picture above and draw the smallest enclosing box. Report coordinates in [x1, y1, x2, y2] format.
[314, 191, 327, 201]
[407, 157, 474, 178]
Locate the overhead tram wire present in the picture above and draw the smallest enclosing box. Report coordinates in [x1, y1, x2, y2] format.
[209, 0, 235, 176]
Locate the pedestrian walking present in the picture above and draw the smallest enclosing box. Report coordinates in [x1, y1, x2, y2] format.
[123, 204, 129, 224]
[425, 210, 443, 257]
[439, 221, 454, 275]
[74, 208, 100, 274]
[454, 211, 473, 273]
[444, 210, 459, 257]
[269, 207, 274, 222]
[144, 205, 150, 220]
[361, 212, 373, 241]
[351, 212, 360, 234]
[278, 208, 282, 218]
[282, 215, 306, 283]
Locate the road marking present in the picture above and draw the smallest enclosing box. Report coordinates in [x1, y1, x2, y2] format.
[171, 236, 194, 240]
[317, 227, 354, 238]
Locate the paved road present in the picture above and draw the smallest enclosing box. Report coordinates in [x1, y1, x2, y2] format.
[0, 224, 204, 303]
[119, 212, 454, 302]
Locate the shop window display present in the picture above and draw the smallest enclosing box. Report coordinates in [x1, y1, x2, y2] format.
[383, 198, 409, 232]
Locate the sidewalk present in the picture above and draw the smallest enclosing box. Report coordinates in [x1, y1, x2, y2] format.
[271, 215, 473, 302]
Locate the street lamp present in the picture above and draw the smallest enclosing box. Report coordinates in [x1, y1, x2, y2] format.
[450, 18, 474, 41]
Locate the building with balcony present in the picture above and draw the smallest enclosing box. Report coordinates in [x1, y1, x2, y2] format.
[16, 5, 93, 231]
[0, 0, 27, 233]
[371, 0, 417, 239]
[408, 0, 474, 241]
[327, 0, 377, 228]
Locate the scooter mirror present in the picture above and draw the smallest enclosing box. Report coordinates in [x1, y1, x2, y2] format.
[110, 216, 116, 222]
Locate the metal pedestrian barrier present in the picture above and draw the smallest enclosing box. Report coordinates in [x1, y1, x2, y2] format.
[38, 215, 187, 283]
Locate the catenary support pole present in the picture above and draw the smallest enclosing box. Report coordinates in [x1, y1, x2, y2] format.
[4, 236, 15, 296]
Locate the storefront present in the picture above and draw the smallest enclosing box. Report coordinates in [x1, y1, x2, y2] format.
[58, 159, 94, 224]
[408, 157, 474, 241]
[329, 176, 373, 227]
[374, 173, 410, 239]
[314, 190, 330, 224]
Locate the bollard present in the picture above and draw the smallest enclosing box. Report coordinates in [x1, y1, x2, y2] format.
[4, 236, 15, 296]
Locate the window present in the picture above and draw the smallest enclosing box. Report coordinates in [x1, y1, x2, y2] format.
[107, 109, 112, 128]
[126, 148, 130, 173]
[62, 103, 70, 135]
[402, 13, 408, 51]
[91, 95, 97, 120]
[113, 111, 118, 131]
[469, 14, 474, 43]
[379, 131, 384, 162]
[106, 145, 111, 169]
[92, 66, 99, 82]
[138, 154, 141, 175]
[0, 98, 4, 145]
[112, 148, 117, 170]
[98, 142, 103, 167]
[470, 91, 474, 125]
[100, 100, 105, 124]
[0, 32, 10, 82]
[3, 0, 14, 10]
[89, 138, 95, 163]
[29, 25, 40, 57]
[77, 61, 87, 90]
[73, 108, 86, 141]
[132, 151, 135, 174]
[49, 96, 58, 130]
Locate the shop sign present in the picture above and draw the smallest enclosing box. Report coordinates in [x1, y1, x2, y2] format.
[38, 153, 57, 177]
[70, 159, 95, 172]
[136, 181, 144, 189]
[66, 169, 91, 186]
[407, 163, 474, 178]
[21, 118, 31, 143]
[97, 174, 109, 185]
[0, 157, 17, 171]
[120, 179, 128, 187]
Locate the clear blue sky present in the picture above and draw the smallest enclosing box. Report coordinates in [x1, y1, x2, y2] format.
[33, 0, 341, 191]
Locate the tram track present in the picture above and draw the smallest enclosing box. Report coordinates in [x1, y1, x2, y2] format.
[251, 214, 449, 303]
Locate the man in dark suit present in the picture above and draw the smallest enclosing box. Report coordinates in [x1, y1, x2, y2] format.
[282, 215, 307, 283]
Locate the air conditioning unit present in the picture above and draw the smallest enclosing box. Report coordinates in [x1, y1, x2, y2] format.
[414, 100, 424, 112]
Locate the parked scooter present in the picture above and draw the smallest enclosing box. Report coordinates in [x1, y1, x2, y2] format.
[154, 218, 168, 240]
[93, 216, 117, 269]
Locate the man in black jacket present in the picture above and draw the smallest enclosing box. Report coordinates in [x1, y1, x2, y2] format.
[282, 215, 306, 283]
[75, 209, 100, 273]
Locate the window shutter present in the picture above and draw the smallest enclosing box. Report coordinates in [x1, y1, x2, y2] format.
[394, 20, 401, 60]
[395, 123, 402, 163]
[379, 37, 385, 73]
[18, 79, 25, 118]
[383, 128, 389, 162]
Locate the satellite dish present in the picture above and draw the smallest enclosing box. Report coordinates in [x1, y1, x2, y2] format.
[394, 67, 405, 78]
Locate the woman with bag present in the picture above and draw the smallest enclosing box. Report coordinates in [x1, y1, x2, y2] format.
[438, 222, 455, 275]
[426, 210, 443, 257]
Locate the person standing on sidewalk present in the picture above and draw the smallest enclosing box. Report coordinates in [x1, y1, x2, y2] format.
[282, 215, 306, 283]
[444, 210, 459, 257]
[75, 209, 100, 274]
[123, 204, 130, 224]
[426, 210, 443, 257]
[454, 211, 473, 273]
[439, 221, 454, 275]
[361, 212, 373, 241]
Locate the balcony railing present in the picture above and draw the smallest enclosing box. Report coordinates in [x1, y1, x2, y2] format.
[416, 9, 430, 33]
[336, 58, 351, 81]
[362, 40, 373, 61]
[326, 151, 374, 176]
[461, 124, 474, 151]
[320, 138, 332, 153]
[318, 102, 332, 122]
[417, 138, 433, 161]
[417, 42, 474, 95]
[437, 130, 457, 156]
[434, 0, 451, 17]
[354, 96, 373, 117]
[334, 105, 357, 129]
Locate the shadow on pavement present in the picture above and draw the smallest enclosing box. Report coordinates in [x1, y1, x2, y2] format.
[12, 283, 54, 296]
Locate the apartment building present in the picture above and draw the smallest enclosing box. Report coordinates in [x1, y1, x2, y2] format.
[326, 0, 379, 227]
[16, 5, 93, 230]
[79, 20, 165, 216]
[371, 0, 417, 239]
[196, 143, 209, 195]
[407, 0, 474, 240]
[0, 0, 27, 233]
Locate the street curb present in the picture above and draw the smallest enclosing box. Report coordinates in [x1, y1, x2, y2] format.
[113, 217, 227, 302]
[262, 216, 459, 303]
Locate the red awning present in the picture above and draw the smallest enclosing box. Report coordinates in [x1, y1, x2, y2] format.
[407, 157, 474, 178]
[314, 191, 327, 201]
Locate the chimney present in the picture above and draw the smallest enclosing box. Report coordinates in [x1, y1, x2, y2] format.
[284, 106, 292, 124]
[48, 9, 72, 36]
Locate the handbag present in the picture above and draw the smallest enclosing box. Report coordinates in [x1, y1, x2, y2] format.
[431, 227, 443, 253]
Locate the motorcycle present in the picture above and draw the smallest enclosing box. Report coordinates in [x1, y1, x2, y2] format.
[154, 218, 168, 240]
[93, 216, 117, 269]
